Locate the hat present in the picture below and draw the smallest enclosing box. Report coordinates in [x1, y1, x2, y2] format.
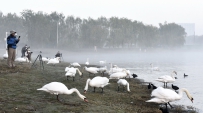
[10, 30, 16, 34]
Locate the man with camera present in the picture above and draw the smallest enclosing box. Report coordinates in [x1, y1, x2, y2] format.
[7, 30, 20, 68]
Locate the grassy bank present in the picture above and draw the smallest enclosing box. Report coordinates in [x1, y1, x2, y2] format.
[0, 59, 198, 113]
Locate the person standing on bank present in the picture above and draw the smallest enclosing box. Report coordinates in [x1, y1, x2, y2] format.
[7, 30, 20, 68]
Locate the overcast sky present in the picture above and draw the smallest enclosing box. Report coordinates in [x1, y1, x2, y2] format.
[0, 0, 202, 35]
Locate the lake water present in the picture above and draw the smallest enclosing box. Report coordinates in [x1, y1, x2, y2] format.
[1, 48, 202, 112]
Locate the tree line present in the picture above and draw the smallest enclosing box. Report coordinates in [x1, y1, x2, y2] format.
[0, 10, 187, 50]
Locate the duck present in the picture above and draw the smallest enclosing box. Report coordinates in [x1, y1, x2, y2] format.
[132, 73, 138, 78]
[172, 84, 179, 92]
[47, 57, 60, 65]
[84, 76, 109, 93]
[155, 71, 177, 88]
[117, 79, 130, 92]
[184, 73, 188, 78]
[37, 82, 88, 102]
[65, 67, 83, 81]
[151, 84, 157, 89]
[146, 87, 193, 110]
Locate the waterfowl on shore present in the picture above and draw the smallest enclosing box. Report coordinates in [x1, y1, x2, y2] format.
[117, 79, 130, 92]
[172, 84, 179, 92]
[155, 71, 177, 88]
[84, 76, 109, 93]
[37, 82, 88, 102]
[85, 58, 89, 65]
[84, 66, 99, 76]
[109, 69, 130, 79]
[146, 87, 193, 110]
[65, 67, 83, 81]
[70, 62, 81, 67]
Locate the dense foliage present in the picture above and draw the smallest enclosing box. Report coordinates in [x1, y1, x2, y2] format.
[0, 10, 187, 49]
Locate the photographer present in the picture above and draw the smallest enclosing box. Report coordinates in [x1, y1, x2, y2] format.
[7, 30, 20, 68]
[55, 51, 61, 58]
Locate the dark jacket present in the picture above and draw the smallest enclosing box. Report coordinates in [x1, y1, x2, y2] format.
[7, 35, 19, 49]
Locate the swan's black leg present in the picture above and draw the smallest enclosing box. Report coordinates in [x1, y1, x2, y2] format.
[93, 87, 96, 92]
[73, 77, 75, 81]
[57, 95, 59, 101]
[166, 83, 167, 88]
[67, 76, 69, 80]
[123, 86, 125, 91]
[118, 86, 120, 91]
[168, 102, 173, 108]
[165, 103, 168, 110]
[101, 88, 103, 93]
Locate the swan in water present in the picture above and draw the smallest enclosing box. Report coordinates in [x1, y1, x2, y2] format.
[37, 82, 88, 102]
[155, 71, 177, 88]
[117, 79, 130, 92]
[99, 60, 106, 65]
[65, 67, 83, 81]
[146, 87, 193, 110]
[85, 58, 89, 65]
[84, 76, 110, 93]
[150, 63, 160, 71]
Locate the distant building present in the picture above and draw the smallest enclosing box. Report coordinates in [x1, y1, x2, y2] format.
[178, 23, 195, 36]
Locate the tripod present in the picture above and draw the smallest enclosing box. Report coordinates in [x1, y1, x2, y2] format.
[31, 51, 44, 70]
[60, 53, 64, 62]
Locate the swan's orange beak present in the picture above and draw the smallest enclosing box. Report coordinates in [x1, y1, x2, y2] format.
[84, 98, 88, 102]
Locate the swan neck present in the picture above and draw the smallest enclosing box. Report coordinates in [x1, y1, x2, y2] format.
[127, 83, 130, 92]
[84, 79, 91, 91]
[180, 88, 192, 99]
[76, 68, 82, 76]
[68, 88, 84, 100]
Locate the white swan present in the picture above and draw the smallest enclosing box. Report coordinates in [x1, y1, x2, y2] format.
[108, 63, 125, 75]
[146, 87, 193, 110]
[47, 57, 60, 65]
[41, 57, 50, 62]
[84, 76, 110, 93]
[70, 62, 81, 67]
[85, 58, 89, 65]
[15, 57, 29, 63]
[3, 50, 8, 59]
[37, 82, 88, 102]
[155, 71, 177, 88]
[65, 67, 83, 81]
[109, 69, 130, 79]
[84, 66, 99, 76]
[98, 66, 107, 76]
[150, 63, 160, 71]
[117, 79, 130, 92]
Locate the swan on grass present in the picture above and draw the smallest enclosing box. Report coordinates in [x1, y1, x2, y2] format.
[70, 62, 81, 67]
[146, 87, 193, 110]
[109, 69, 130, 79]
[83, 66, 99, 76]
[84, 76, 110, 93]
[117, 79, 130, 92]
[47, 57, 60, 65]
[3, 50, 8, 59]
[150, 63, 160, 71]
[41, 57, 50, 62]
[65, 67, 83, 81]
[155, 71, 177, 88]
[37, 82, 88, 102]
[15, 57, 29, 63]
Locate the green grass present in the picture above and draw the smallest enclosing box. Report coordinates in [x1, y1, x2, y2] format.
[0, 59, 199, 113]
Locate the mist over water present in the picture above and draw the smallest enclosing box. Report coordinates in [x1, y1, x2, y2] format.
[1, 47, 203, 111]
